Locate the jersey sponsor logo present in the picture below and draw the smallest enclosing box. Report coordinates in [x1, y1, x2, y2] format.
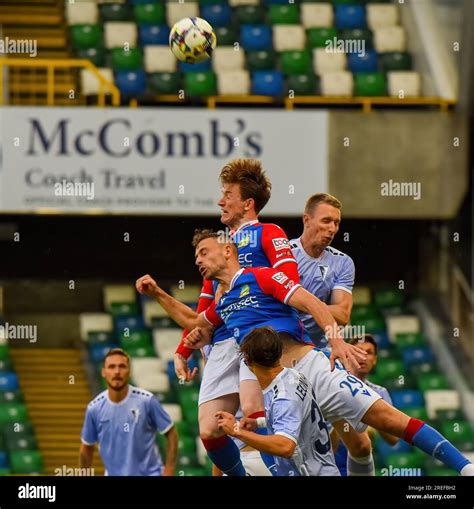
[271, 272, 288, 285]
[220, 295, 259, 320]
[272, 238, 290, 251]
[284, 280, 295, 290]
[319, 265, 329, 281]
[238, 252, 252, 265]
[239, 284, 250, 298]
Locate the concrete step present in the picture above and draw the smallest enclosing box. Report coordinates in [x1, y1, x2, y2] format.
[3, 28, 66, 48]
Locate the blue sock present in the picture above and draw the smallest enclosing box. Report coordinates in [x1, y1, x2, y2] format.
[255, 427, 278, 476]
[410, 422, 470, 473]
[203, 436, 247, 476]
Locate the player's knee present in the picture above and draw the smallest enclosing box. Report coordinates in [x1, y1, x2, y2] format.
[199, 426, 224, 441]
[346, 433, 372, 458]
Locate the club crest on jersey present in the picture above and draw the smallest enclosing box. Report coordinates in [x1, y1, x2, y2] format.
[319, 265, 329, 281]
[131, 408, 140, 423]
[237, 236, 250, 248]
[272, 238, 289, 251]
[272, 272, 288, 285]
[239, 284, 250, 298]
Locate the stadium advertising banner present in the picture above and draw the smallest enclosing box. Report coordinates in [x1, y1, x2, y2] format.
[0, 107, 328, 216]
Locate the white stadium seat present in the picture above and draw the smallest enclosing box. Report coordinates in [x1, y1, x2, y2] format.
[79, 312, 113, 341]
[273, 25, 305, 52]
[104, 22, 137, 49]
[133, 371, 170, 393]
[144, 46, 177, 73]
[229, 0, 259, 5]
[387, 71, 422, 97]
[386, 315, 420, 343]
[313, 48, 347, 73]
[153, 329, 183, 360]
[103, 284, 136, 310]
[320, 71, 354, 96]
[217, 70, 251, 95]
[80, 68, 114, 96]
[143, 299, 169, 327]
[300, 3, 334, 29]
[352, 287, 372, 305]
[66, 2, 99, 25]
[166, 2, 199, 27]
[131, 357, 166, 376]
[424, 390, 460, 420]
[170, 284, 201, 303]
[373, 26, 407, 53]
[212, 47, 245, 72]
[366, 4, 399, 30]
[163, 403, 183, 422]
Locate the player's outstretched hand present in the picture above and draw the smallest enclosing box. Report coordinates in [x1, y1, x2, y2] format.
[239, 417, 257, 432]
[329, 339, 367, 372]
[174, 353, 198, 383]
[184, 327, 213, 349]
[216, 411, 238, 437]
[135, 274, 160, 298]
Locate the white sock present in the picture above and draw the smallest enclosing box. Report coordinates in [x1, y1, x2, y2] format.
[460, 463, 474, 476]
[347, 452, 375, 476]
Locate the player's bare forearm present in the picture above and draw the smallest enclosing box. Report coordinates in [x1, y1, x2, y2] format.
[289, 287, 338, 340]
[79, 444, 94, 469]
[327, 304, 350, 325]
[234, 428, 295, 459]
[163, 426, 179, 475]
[154, 288, 200, 331]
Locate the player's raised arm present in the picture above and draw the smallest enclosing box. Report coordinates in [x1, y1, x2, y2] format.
[328, 289, 353, 325]
[288, 286, 366, 371]
[261, 224, 300, 282]
[135, 274, 208, 331]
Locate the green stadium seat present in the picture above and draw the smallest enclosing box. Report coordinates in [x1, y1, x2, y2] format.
[149, 72, 182, 95]
[269, 5, 300, 24]
[441, 421, 474, 444]
[177, 435, 197, 467]
[76, 47, 106, 67]
[199, 0, 224, 4]
[150, 316, 180, 329]
[417, 373, 449, 392]
[184, 72, 217, 97]
[307, 27, 338, 49]
[0, 404, 28, 426]
[382, 374, 416, 391]
[214, 27, 238, 46]
[126, 345, 156, 358]
[435, 409, 464, 422]
[0, 390, 24, 404]
[287, 74, 318, 95]
[355, 72, 387, 96]
[351, 315, 385, 332]
[350, 304, 380, 321]
[374, 289, 403, 308]
[110, 302, 140, 316]
[100, 3, 133, 22]
[426, 468, 456, 476]
[87, 331, 114, 345]
[6, 434, 37, 451]
[380, 52, 412, 72]
[179, 466, 207, 476]
[409, 362, 436, 377]
[0, 346, 10, 361]
[111, 47, 143, 71]
[402, 406, 429, 422]
[70, 24, 103, 50]
[2, 422, 34, 441]
[395, 332, 425, 349]
[246, 50, 276, 71]
[134, 3, 165, 24]
[281, 50, 312, 75]
[340, 28, 374, 49]
[119, 330, 151, 349]
[386, 450, 425, 469]
[10, 450, 44, 474]
[0, 468, 11, 476]
[174, 421, 192, 439]
[0, 358, 13, 372]
[235, 5, 265, 24]
[178, 387, 199, 424]
[374, 358, 404, 380]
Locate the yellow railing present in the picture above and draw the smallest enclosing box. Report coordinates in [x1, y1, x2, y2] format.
[0, 58, 120, 107]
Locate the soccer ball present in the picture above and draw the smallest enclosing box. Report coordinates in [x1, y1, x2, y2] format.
[169, 17, 217, 64]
